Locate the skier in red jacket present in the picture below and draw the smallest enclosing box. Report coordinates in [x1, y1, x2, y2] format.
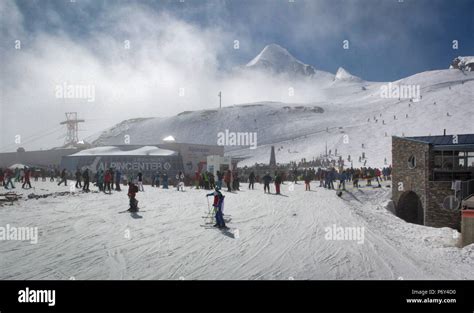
[375, 168, 382, 187]
[206, 187, 226, 228]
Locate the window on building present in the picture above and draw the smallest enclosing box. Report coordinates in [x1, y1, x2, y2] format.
[432, 149, 474, 181]
[408, 155, 416, 169]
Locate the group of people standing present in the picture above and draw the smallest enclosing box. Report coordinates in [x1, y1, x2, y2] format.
[0, 167, 33, 189]
[297, 166, 392, 191]
[194, 170, 216, 190]
[151, 171, 170, 189]
[193, 169, 241, 193]
[260, 171, 283, 195]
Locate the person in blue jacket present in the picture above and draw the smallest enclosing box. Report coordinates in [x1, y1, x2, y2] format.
[262, 172, 272, 194]
[162, 172, 169, 189]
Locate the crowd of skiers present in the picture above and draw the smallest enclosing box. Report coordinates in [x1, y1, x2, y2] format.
[297, 166, 392, 191]
[189, 169, 285, 195]
[1, 165, 392, 192]
[1, 164, 392, 216]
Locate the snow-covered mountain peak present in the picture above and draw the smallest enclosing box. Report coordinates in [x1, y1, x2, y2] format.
[246, 44, 295, 67]
[245, 43, 317, 77]
[335, 67, 362, 81]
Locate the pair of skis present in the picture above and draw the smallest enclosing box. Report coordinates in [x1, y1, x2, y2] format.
[200, 215, 232, 226]
[118, 209, 145, 214]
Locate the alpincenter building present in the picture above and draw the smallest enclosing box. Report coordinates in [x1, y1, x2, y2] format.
[60, 142, 224, 181]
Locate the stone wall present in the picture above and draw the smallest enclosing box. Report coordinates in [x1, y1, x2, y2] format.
[392, 137, 430, 222]
[426, 181, 461, 230]
[392, 136, 461, 229]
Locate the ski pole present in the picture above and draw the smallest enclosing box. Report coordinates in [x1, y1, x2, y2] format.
[206, 196, 211, 213]
[206, 196, 213, 224]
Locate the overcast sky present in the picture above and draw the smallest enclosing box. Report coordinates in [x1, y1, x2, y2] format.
[1, 0, 473, 151]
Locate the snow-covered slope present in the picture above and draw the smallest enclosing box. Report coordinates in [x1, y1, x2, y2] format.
[90, 44, 474, 168]
[231, 69, 474, 167]
[92, 102, 325, 147]
[1, 181, 473, 279]
[91, 67, 474, 167]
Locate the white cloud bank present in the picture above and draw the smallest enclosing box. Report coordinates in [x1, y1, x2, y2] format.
[0, 1, 330, 151]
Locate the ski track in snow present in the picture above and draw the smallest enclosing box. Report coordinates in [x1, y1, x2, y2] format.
[0, 181, 473, 280]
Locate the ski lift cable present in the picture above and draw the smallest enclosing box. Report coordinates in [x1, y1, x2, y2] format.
[0, 127, 61, 151]
[11, 126, 64, 147]
[0, 126, 64, 151]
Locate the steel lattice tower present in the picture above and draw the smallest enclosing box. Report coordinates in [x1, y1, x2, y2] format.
[60, 112, 85, 146]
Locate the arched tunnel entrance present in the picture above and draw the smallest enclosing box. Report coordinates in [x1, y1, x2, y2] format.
[396, 191, 424, 225]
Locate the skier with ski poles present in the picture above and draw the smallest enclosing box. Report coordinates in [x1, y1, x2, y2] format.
[205, 186, 226, 229]
[127, 182, 139, 212]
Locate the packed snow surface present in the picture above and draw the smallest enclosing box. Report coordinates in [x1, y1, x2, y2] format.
[1, 181, 473, 280]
